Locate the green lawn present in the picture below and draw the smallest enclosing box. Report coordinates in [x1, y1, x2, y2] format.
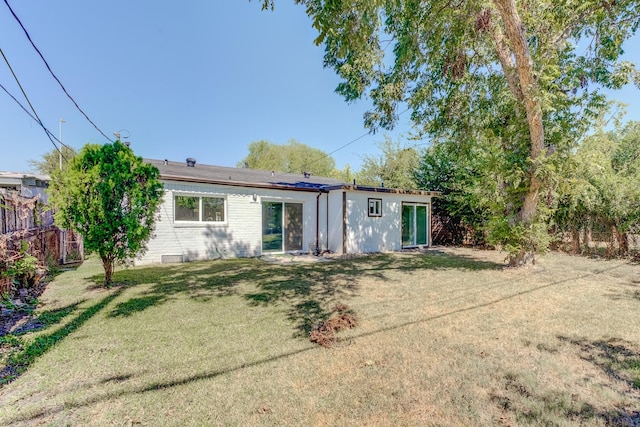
[1, 248, 639, 426]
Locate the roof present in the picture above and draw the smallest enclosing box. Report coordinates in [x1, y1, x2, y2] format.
[0, 171, 50, 187]
[145, 158, 439, 196]
[146, 158, 345, 191]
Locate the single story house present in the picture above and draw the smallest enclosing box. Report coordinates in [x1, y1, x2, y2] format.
[136, 158, 438, 265]
[0, 171, 50, 201]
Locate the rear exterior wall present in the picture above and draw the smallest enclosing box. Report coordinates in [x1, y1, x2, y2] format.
[136, 180, 326, 265]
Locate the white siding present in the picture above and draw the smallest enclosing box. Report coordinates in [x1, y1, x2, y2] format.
[327, 191, 345, 254]
[136, 180, 325, 265]
[344, 191, 431, 254]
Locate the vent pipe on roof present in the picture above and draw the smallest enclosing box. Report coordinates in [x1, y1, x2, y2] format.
[164, 159, 168, 165]
[271, 171, 275, 176]
[304, 171, 310, 178]
[186, 158, 196, 167]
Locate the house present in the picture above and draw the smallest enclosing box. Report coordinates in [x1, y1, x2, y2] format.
[0, 171, 53, 234]
[136, 158, 438, 265]
[0, 171, 50, 201]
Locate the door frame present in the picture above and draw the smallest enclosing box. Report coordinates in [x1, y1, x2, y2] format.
[401, 202, 430, 248]
[261, 201, 304, 253]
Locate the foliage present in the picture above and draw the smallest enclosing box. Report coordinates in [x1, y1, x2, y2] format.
[6, 254, 38, 289]
[261, 0, 640, 264]
[48, 141, 163, 286]
[28, 145, 78, 175]
[238, 139, 336, 177]
[415, 140, 490, 244]
[555, 120, 640, 255]
[356, 136, 421, 188]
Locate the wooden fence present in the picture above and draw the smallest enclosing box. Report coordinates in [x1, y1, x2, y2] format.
[1, 190, 63, 295]
[0, 190, 54, 234]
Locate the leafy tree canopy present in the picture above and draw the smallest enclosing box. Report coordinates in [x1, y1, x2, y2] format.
[357, 136, 421, 188]
[261, 0, 640, 264]
[29, 145, 77, 175]
[555, 119, 640, 253]
[48, 141, 163, 286]
[238, 139, 337, 177]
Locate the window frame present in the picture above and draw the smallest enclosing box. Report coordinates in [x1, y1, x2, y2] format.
[173, 193, 226, 224]
[368, 198, 382, 217]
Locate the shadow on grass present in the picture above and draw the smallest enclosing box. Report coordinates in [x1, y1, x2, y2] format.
[558, 335, 640, 390]
[6, 344, 318, 425]
[489, 336, 640, 426]
[87, 250, 503, 337]
[10, 302, 83, 336]
[394, 249, 504, 271]
[0, 290, 123, 386]
[489, 370, 640, 426]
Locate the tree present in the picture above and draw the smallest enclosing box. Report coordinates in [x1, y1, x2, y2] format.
[356, 136, 421, 188]
[48, 141, 163, 286]
[29, 145, 78, 175]
[261, 0, 639, 264]
[238, 139, 337, 177]
[415, 139, 490, 245]
[556, 120, 640, 255]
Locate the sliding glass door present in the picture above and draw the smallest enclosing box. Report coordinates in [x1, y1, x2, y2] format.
[262, 202, 303, 252]
[402, 203, 429, 247]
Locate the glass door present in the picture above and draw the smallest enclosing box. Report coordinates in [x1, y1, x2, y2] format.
[262, 202, 283, 252]
[262, 202, 303, 252]
[284, 203, 303, 251]
[402, 203, 429, 247]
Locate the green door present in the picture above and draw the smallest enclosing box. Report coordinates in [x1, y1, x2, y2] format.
[402, 203, 429, 247]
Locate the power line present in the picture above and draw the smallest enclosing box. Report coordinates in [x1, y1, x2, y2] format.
[0, 48, 69, 162]
[0, 81, 72, 164]
[297, 107, 412, 175]
[3, 0, 114, 143]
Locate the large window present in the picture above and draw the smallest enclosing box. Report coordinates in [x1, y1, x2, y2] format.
[175, 195, 225, 222]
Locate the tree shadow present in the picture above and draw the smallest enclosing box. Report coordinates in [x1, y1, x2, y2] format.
[85, 250, 503, 338]
[8, 302, 82, 336]
[605, 280, 640, 302]
[0, 290, 122, 385]
[489, 366, 640, 426]
[558, 335, 640, 389]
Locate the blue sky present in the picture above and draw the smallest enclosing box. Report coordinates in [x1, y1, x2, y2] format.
[1, 1, 638, 174]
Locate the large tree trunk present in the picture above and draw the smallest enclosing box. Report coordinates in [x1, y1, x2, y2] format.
[101, 256, 114, 287]
[493, 0, 546, 265]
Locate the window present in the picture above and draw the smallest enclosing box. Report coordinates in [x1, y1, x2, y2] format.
[368, 198, 382, 217]
[175, 195, 225, 222]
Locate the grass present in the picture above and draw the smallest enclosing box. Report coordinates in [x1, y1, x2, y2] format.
[0, 247, 639, 425]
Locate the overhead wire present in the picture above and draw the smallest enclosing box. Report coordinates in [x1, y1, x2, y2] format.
[291, 107, 412, 178]
[3, 0, 114, 143]
[0, 81, 71, 163]
[0, 47, 70, 163]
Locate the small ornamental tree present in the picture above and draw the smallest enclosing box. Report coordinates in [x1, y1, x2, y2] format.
[49, 141, 163, 286]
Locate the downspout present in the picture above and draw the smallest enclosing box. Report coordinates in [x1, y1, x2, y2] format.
[326, 192, 329, 251]
[342, 191, 347, 255]
[315, 191, 321, 255]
